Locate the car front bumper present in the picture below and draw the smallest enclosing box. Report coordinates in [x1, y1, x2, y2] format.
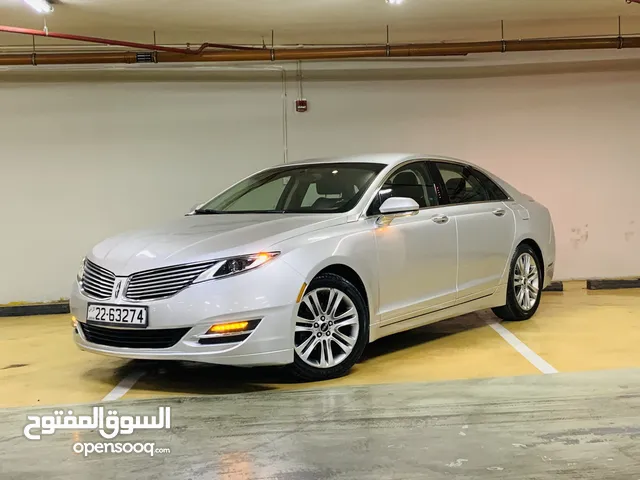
[70, 260, 305, 367]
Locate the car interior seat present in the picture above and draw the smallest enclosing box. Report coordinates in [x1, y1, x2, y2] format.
[391, 171, 427, 207]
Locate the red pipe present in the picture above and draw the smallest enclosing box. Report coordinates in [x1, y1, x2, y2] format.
[1, 26, 640, 66]
[0, 25, 261, 53]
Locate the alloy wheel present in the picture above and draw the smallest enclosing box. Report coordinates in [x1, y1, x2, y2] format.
[294, 287, 360, 369]
[513, 252, 539, 311]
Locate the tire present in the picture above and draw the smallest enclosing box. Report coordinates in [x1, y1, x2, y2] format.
[288, 273, 369, 381]
[492, 243, 543, 321]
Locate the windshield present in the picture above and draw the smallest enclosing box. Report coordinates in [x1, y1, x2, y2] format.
[196, 162, 384, 214]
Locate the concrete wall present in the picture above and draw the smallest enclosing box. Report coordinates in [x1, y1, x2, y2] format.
[0, 77, 285, 303]
[1, 60, 639, 303]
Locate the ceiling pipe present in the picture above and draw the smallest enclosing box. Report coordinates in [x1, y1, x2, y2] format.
[0, 32, 639, 66]
[0, 25, 261, 53]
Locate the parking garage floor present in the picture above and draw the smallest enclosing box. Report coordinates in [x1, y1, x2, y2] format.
[2, 281, 639, 408]
[1, 282, 639, 478]
[3, 369, 640, 479]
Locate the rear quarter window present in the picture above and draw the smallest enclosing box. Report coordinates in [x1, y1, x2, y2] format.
[472, 169, 510, 201]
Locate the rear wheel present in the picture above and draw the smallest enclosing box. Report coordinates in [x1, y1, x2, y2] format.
[289, 273, 368, 381]
[492, 243, 542, 321]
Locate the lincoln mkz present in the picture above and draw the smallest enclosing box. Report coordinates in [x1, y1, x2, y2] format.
[71, 154, 555, 381]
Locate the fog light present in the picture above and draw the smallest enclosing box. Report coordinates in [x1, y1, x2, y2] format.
[207, 321, 249, 335]
[71, 315, 77, 328]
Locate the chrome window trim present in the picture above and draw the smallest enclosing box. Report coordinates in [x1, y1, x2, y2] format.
[358, 157, 516, 221]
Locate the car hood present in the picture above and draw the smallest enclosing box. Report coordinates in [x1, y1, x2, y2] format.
[89, 213, 347, 276]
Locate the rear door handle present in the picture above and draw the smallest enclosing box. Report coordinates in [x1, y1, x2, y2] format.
[492, 208, 506, 217]
[432, 214, 449, 224]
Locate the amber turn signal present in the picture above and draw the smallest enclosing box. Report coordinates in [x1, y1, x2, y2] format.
[296, 282, 307, 303]
[207, 321, 249, 334]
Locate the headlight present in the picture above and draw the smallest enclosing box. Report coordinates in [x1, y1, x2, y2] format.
[77, 257, 86, 283]
[193, 252, 279, 283]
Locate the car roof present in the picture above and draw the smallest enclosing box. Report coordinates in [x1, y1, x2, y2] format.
[285, 154, 412, 166]
[283, 153, 481, 169]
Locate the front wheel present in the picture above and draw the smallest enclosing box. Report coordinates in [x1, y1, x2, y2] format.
[492, 244, 543, 321]
[288, 273, 369, 381]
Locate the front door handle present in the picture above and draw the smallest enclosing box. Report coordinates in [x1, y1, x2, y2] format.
[492, 208, 506, 217]
[432, 214, 449, 224]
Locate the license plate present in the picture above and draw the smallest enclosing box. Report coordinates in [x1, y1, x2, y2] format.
[86, 304, 148, 328]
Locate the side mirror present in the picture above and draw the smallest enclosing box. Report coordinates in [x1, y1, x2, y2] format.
[186, 203, 203, 215]
[376, 197, 420, 225]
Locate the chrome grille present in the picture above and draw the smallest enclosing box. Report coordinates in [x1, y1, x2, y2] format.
[125, 261, 218, 301]
[81, 260, 116, 300]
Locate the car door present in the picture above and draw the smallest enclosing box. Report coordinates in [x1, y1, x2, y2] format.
[430, 161, 516, 301]
[369, 160, 458, 325]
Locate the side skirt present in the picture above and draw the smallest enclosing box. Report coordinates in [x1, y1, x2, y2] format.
[370, 284, 506, 342]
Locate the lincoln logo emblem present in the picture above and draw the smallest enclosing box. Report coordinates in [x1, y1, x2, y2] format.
[113, 280, 122, 299]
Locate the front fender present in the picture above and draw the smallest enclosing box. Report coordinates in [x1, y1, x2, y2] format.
[274, 224, 380, 324]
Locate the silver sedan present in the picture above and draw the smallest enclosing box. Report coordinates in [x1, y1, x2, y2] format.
[70, 154, 555, 381]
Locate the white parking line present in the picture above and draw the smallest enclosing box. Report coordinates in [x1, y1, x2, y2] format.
[486, 320, 558, 374]
[102, 370, 146, 402]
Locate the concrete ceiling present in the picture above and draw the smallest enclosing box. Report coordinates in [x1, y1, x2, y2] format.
[1, 0, 639, 47]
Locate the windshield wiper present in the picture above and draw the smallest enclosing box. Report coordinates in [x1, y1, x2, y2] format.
[193, 209, 289, 215]
[245, 210, 287, 214]
[193, 209, 223, 215]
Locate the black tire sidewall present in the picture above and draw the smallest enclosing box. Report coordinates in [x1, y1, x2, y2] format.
[290, 273, 369, 381]
[507, 244, 543, 320]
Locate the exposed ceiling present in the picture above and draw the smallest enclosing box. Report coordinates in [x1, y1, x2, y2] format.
[1, 0, 639, 47]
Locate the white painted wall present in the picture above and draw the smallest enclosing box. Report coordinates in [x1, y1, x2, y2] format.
[0, 77, 285, 303]
[1, 62, 639, 303]
[289, 69, 640, 283]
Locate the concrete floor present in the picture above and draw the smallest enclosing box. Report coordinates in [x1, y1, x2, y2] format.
[2, 369, 640, 479]
[1, 281, 639, 478]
